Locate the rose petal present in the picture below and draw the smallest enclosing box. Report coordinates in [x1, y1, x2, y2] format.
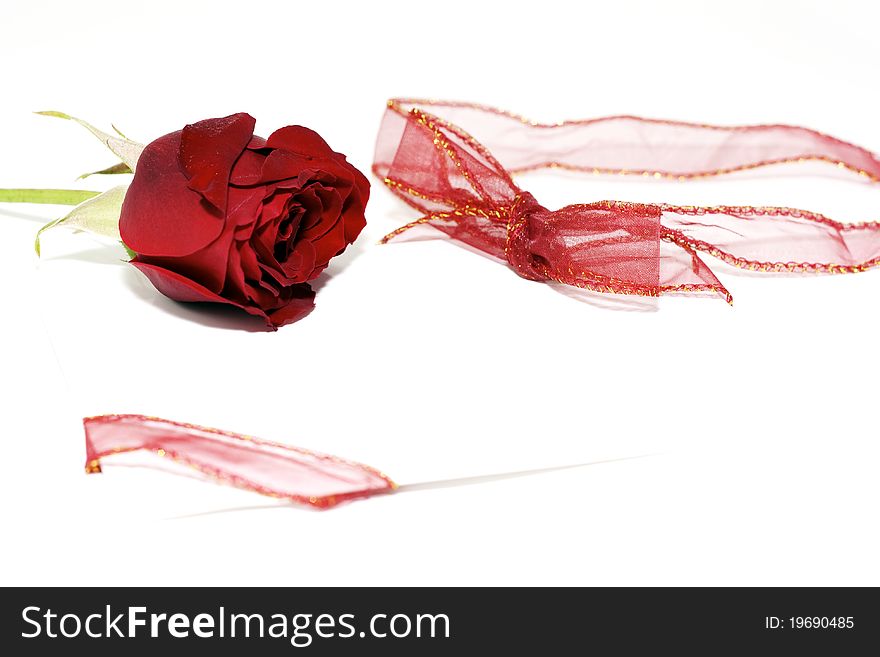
[120, 132, 225, 257]
[291, 187, 322, 231]
[266, 125, 337, 158]
[132, 260, 249, 307]
[260, 188, 294, 226]
[224, 242, 247, 300]
[226, 184, 266, 229]
[137, 184, 267, 292]
[301, 187, 343, 239]
[284, 238, 317, 282]
[342, 204, 368, 246]
[266, 285, 316, 327]
[131, 260, 307, 330]
[229, 148, 268, 186]
[247, 135, 268, 150]
[267, 124, 370, 247]
[310, 216, 348, 266]
[239, 242, 262, 282]
[259, 150, 316, 184]
[341, 174, 369, 245]
[266, 125, 368, 186]
[179, 113, 256, 212]
[351, 162, 371, 202]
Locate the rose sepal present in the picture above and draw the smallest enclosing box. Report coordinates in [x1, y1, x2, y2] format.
[0, 111, 144, 256]
[33, 185, 128, 256]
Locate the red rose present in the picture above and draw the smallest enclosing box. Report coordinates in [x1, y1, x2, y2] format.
[119, 113, 368, 328]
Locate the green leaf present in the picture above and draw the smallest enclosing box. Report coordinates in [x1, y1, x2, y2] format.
[35, 185, 128, 256]
[0, 188, 101, 205]
[36, 111, 144, 171]
[77, 162, 133, 180]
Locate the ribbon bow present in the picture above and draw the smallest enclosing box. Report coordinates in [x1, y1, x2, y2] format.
[374, 99, 880, 304]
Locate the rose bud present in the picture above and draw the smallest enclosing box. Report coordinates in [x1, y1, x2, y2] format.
[119, 113, 368, 329]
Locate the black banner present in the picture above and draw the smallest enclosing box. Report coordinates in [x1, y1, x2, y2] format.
[1, 587, 876, 654]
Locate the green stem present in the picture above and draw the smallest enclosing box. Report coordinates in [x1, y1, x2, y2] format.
[0, 189, 101, 205]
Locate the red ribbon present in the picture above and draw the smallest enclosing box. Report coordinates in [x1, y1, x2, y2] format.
[374, 99, 880, 302]
[84, 415, 395, 509]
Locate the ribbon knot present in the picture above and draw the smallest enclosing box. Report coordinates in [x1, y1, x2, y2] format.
[504, 196, 666, 295]
[505, 192, 550, 282]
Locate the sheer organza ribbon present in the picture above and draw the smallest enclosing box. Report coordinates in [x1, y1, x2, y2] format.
[374, 99, 880, 302]
[84, 415, 395, 508]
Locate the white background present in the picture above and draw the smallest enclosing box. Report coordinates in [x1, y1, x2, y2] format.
[1, 0, 879, 586]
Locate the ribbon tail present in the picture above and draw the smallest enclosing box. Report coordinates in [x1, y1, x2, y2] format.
[660, 205, 880, 276]
[659, 237, 733, 304]
[83, 415, 396, 509]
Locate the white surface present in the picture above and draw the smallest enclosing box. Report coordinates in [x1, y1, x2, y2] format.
[1, 0, 879, 586]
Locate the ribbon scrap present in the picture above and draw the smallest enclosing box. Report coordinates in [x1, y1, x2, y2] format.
[84, 415, 396, 509]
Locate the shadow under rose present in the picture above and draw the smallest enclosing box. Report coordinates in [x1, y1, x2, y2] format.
[120, 236, 367, 332]
[0, 207, 52, 222]
[41, 244, 129, 267]
[121, 266, 272, 333]
[40, 232, 369, 332]
[35, 238, 269, 331]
